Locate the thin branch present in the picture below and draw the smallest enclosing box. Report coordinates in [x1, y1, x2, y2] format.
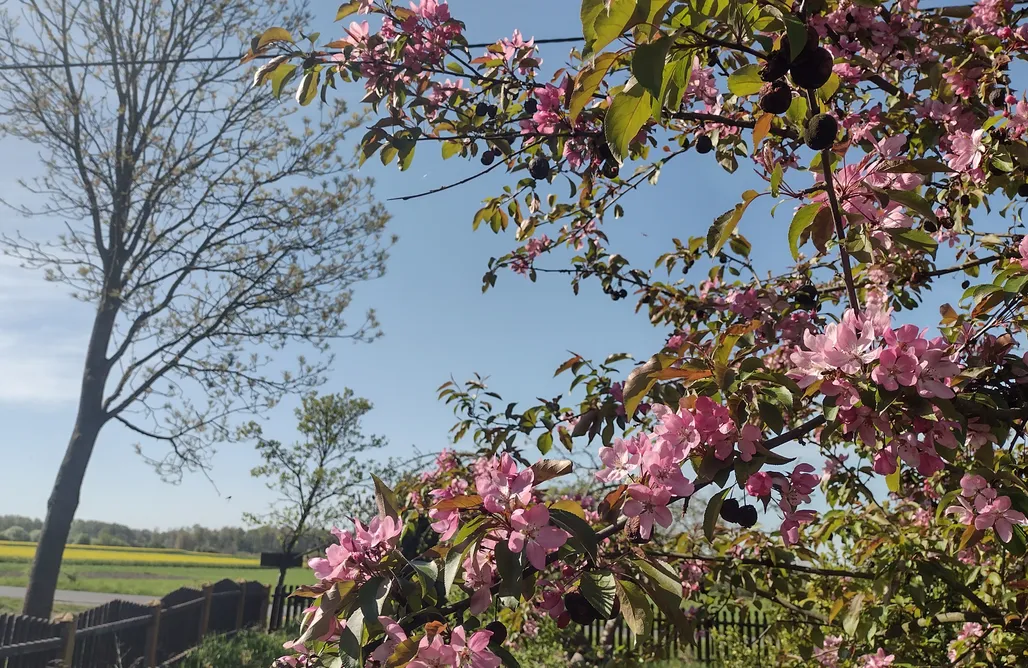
[819, 148, 860, 313]
[648, 550, 875, 579]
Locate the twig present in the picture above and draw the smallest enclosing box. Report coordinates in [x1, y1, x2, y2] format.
[648, 550, 874, 579]
[819, 148, 860, 313]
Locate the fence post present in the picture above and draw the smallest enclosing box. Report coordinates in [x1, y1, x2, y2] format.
[234, 581, 246, 630]
[57, 613, 76, 668]
[259, 585, 271, 632]
[198, 584, 214, 640]
[144, 601, 162, 668]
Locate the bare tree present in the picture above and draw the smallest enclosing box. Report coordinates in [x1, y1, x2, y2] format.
[243, 390, 386, 593]
[0, 0, 393, 617]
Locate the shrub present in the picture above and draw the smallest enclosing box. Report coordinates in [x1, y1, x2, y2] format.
[0, 526, 29, 542]
[179, 630, 289, 668]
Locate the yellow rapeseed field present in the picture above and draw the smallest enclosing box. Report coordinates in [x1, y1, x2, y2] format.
[0, 541, 259, 567]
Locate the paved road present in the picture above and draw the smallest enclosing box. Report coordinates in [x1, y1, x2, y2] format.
[0, 586, 157, 607]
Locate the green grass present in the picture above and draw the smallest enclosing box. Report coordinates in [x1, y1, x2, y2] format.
[0, 596, 90, 618]
[0, 562, 315, 597]
[180, 630, 291, 668]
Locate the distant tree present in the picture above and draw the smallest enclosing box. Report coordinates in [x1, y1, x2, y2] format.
[0, 0, 392, 618]
[242, 390, 387, 592]
[28, 530, 41, 542]
[1, 526, 29, 542]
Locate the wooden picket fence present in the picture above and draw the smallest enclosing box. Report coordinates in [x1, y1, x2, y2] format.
[0, 579, 270, 668]
[267, 585, 772, 664]
[580, 607, 772, 662]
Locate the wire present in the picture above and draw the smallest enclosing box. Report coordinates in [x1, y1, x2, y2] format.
[0, 36, 584, 72]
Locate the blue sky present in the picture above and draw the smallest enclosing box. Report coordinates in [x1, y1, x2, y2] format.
[0, 0, 971, 531]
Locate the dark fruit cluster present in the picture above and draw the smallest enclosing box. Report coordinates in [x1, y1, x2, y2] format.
[719, 498, 758, 528]
[804, 113, 838, 151]
[695, 135, 714, 154]
[758, 80, 792, 115]
[485, 621, 507, 645]
[792, 283, 819, 310]
[759, 48, 790, 83]
[528, 156, 551, 180]
[481, 150, 496, 166]
[790, 46, 834, 90]
[563, 590, 621, 626]
[524, 97, 538, 115]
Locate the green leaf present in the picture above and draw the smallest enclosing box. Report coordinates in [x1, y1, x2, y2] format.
[706, 192, 757, 257]
[890, 228, 939, 257]
[384, 636, 421, 668]
[615, 578, 652, 636]
[550, 508, 599, 563]
[1001, 524, 1028, 556]
[785, 95, 808, 126]
[582, 0, 636, 56]
[817, 73, 840, 102]
[359, 576, 390, 625]
[604, 82, 654, 162]
[580, 571, 617, 617]
[492, 645, 522, 668]
[570, 52, 619, 121]
[269, 63, 298, 99]
[632, 38, 670, 99]
[495, 541, 523, 597]
[295, 69, 320, 106]
[634, 559, 690, 636]
[444, 534, 478, 596]
[441, 140, 462, 159]
[727, 64, 763, 96]
[788, 203, 821, 260]
[783, 15, 808, 60]
[703, 488, 730, 541]
[885, 466, 901, 493]
[257, 27, 293, 49]
[621, 353, 676, 418]
[531, 459, 574, 483]
[883, 159, 954, 174]
[412, 560, 439, 598]
[770, 164, 783, 197]
[336, 1, 363, 20]
[372, 474, 400, 520]
[536, 431, 553, 454]
[842, 592, 865, 635]
[882, 188, 940, 224]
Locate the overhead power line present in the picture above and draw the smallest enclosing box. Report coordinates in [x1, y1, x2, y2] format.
[0, 36, 585, 72]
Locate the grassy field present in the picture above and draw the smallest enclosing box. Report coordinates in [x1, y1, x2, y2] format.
[0, 542, 315, 596]
[0, 597, 90, 617]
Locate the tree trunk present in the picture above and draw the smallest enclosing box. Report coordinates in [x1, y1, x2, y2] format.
[22, 299, 117, 618]
[275, 566, 288, 594]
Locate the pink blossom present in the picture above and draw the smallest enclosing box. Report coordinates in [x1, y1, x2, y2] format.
[622, 484, 674, 539]
[974, 495, 1027, 542]
[858, 648, 895, 668]
[475, 454, 534, 513]
[915, 345, 959, 399]
[508, 505, 568, 570]
[780, 509, 816, 546]
[1019, 235, 1028, 271]
[450, 626, 501, 668]
[945, 129, 986, 173]
[737, 423, 761, 462]
[596, 436, 641, 483]
[409, 634, 457, 668]
[745, 471, 774, 498]
[652, 408, 701, 460]
[813, 635, 842, 667]
[462, 549, 496, 614]
[641, 443, 695, 496]
[370, 616, 409, 664]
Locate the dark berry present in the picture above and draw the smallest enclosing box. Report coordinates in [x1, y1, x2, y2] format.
[481, 151, 495, 166]
[759, 49, 790, 82]
[990, 88, 1009, 108]
[924, 219, 938, 233]
[803, 113, 839, 151]
[602, 161, 620, 179]
[961, 280, 971, 289]
[695, 135, 714, 154]
[790, 47, 834, 90]
[564, 592, 599, 626]
[759, 80, 792, 115]
[485, 621, 507, 645]
[718, 254, 728, 264]
[618, 288, 628, 298]
[1018, 183, 1028, 198]
[720, 497, 741, 523]
[524, 97, 538, 115]
[738, 505, 758, 528]
[528, 156, 551, 180]
[475, 101, 489, 117]
[960, 195, 971, 207]
[793, 284, 818, 310]
[487, 104, 498, 118]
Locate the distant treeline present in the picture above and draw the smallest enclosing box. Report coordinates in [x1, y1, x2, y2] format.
[0, 515, 328, 556]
